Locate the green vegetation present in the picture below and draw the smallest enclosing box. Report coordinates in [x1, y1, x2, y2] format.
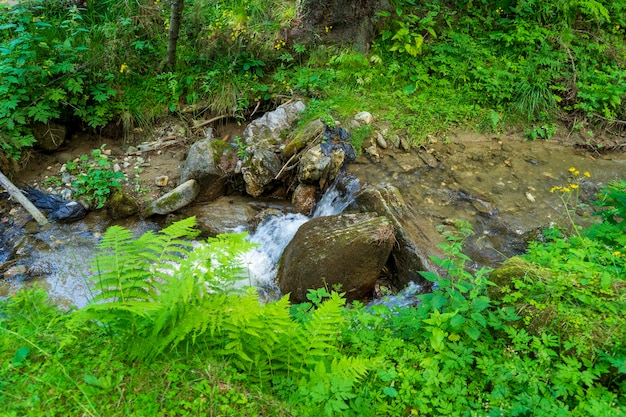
[2, 0, 626, 162]
[1, 0, 625, 415]
[2, 183, 625, 416]
[63, 145, 125, 208]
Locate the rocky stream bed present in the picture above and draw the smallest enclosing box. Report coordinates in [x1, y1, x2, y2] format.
[1, 102, 625, 307]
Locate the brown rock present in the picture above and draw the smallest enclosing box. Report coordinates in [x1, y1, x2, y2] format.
[277, 213, 394, 303]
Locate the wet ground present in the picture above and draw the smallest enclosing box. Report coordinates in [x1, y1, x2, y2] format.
[349, 130, 625, 268]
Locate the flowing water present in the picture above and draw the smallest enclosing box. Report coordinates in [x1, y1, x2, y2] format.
[2, 136, 625, 308]
[0, 212, 160, 308]
[245, 176, 360, 299]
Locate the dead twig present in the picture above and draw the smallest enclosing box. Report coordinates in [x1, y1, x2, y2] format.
[192, 114, 230, 130]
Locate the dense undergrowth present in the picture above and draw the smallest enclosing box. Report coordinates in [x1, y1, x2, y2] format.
[1, 181, 625, 416]
[1, 0, 626, 163]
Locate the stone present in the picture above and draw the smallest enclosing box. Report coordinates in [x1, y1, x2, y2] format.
[399, 137, 410, 151]
[355, 184, 445, 289]
[242, 147, 283, 197]
[292, 184, 318, 215]
[364, 145, 380, 162]
[297, 144, 345, 186]
[107, 190, 139, 219]
[155, 176, 169, 187]
[143, 179, 200, 217]
[349, 119, 361, 129]
[32, 122, 67, 152]
[376, 133, 387, 149]
[354, 111, 373, 125]
[178, 196, 258, 236]
[277, 213, 395, 303]
[180, 138, 228, 201]
[243, 100, 306, 146]
[283, 118, 325, 157]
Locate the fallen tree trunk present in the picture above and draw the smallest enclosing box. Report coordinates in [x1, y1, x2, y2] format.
[0, 171, 48, 225]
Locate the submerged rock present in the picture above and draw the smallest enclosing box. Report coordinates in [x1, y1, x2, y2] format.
[277, 212, 394, 303]
[178, 196, 258, 236]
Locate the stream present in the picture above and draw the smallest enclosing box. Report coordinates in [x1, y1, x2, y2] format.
[1, 135, 625, 307]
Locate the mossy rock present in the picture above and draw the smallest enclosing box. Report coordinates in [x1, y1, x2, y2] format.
[107, 190, 139, 219]
[488, 260, 531, 301]
[283, 118, 324, 158]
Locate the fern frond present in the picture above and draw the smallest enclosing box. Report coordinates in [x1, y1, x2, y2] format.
[289, 292, 347, 376]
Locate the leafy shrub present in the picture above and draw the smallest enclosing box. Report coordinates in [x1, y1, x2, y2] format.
[66, 145, 125, 209]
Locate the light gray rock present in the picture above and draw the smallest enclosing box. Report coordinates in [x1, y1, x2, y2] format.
[354, 111, 373, 125]
[243, 100, 306, 146]
[143, 179, 200, 217]
[180, 138, 228, 201]
[376, 133, 387, 149]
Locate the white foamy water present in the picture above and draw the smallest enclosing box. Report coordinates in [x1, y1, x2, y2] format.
[243, 177, 360, 295]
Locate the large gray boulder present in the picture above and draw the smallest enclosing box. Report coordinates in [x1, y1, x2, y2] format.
[243, 100, 306, 147]
[143, 179, 200, 217]
[277, 212, 394, 303]
[180, 137, 229, 202]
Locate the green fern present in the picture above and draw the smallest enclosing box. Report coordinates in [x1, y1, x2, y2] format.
[77, 217, 260, 359]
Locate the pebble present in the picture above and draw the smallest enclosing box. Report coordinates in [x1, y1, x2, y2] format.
[113, 163, 121, 173]
[376, 133, 387, 149]
[155, 176, 169, 187]
[399, 137, 410, 151]
[354, 111, 373, 125]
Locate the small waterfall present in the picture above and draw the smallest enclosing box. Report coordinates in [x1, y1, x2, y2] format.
[244, 176, 360, 297]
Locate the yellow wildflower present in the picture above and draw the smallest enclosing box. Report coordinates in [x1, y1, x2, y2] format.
[569, 167, 576, 173]
[563, 188, 571, 193]
[570, 184, 579, 189]
[119, 63, 129, 74]
[614, 251, 621, 256]
[584, 171, 591, 178]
